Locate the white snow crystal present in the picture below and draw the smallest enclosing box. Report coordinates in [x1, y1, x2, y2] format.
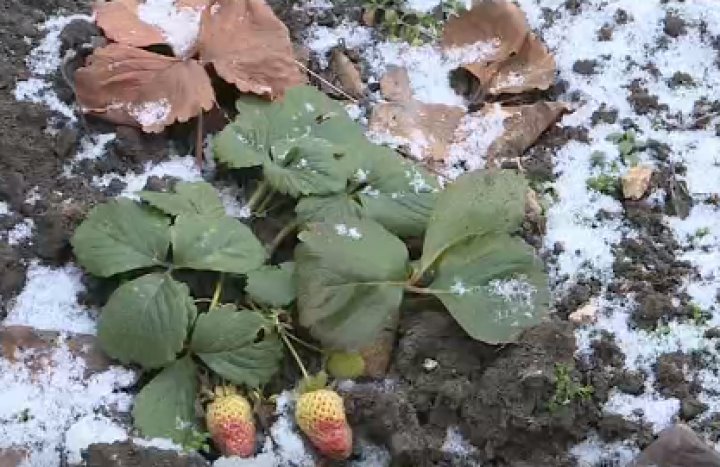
[129, 99, 172, 128]
[5, 262, 96, 335]
[6, 219, 34, 246]
[137, 0, 205, 58]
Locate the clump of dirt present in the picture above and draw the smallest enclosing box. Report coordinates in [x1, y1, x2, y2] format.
[344, 310, 600, 466]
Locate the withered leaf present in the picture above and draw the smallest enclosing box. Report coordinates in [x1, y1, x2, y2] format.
[368, 100, 465, 161]
[488, 33, 556, 94]
[485, 101, 568, 165]
[442, 0, 529, 88]
[94, 0, 167, 48]
[75, 44, 215, 132]
[197, 0, 305, 98]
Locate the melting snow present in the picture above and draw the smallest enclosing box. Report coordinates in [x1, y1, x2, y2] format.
[445, 103, 508, 177]
[6, 218, 34, 246]
[128, 99, 172, 127]
[334, 223, 363, 240]
[93, 156, 202, 198]
[137, 0, 205, 58]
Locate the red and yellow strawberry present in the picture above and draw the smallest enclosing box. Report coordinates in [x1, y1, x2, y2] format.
[295, 388, 352, 459]
[205, 386, 256, 457]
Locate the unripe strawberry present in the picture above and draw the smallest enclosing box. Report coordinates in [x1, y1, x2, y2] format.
[205, 386, 255, 457]
[295, 389, 352, 459]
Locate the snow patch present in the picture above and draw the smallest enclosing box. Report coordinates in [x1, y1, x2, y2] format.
[137, 0, 205, 58]
[6, 218, 35, 246]
[93, 156, 202, 198]
[4, 262, 96, 335]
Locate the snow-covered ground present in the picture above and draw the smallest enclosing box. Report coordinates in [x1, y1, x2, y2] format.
[5, 0, 720, 465]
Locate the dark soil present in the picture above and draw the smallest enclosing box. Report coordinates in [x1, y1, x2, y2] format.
[343, 311, 602, 466]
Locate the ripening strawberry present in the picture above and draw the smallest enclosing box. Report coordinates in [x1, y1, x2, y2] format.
[205, 386, 256, 457]
[295, 389, 352, 459]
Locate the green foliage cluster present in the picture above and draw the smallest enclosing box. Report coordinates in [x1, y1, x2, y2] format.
[71, 85, 550, 443]
[363, 0, 465, 44]
[548, 363, 593, 412]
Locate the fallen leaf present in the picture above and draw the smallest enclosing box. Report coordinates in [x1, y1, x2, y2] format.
[488, 33, 556, 94]
[379, 65, 412, 102]
[568, 302, 598, 325]
[442, 0, 529, 89]
[94, 0, 209, 55]
[75, 44, 215, 132]
[196, 0, 305, 98]
[94, 0, 167, 49]
[330, 49, 365, 98]
[484, 101, 568, 165]
[622, 165, 653, 200]
[368, 100, 465, 161]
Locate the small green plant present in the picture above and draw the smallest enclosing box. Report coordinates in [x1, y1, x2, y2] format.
[695, 227, 711, 239]
[71, 85, 550, 446]
[606, 130, 645, 167]
[364, 0, 464, 44]
[689, 303, 708, 325]
[548, 363, 594, 412]
[586, 173, 620, 197]
[182, 427, 212, 454]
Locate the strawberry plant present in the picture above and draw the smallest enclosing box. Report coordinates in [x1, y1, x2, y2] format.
[70, 84, 550, 454]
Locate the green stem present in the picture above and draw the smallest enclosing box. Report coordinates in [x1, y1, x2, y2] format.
[404, 284, 433, 295]
[266, 220, 300, 256]
[279, 327, 309, 379]
[209, 274, 224, 310]
[245, 182, 269, 213]
[255, 190, 276, 214]
[284, 331, 324, 354]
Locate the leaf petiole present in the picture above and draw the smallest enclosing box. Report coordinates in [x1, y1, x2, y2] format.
[275, 315, 309, 379]
[245, 181, 269, 213]
[209, 273, 224, 311]
[266, 220, 300, 256]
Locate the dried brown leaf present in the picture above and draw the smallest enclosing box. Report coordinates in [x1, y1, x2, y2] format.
[94, 0, 167, 48]
[75, 44, 215, 132]
[442, 0, 529, 88]
[488, 33, 556, 94]
[330, 49, 365, 99]
[197, 0, 305, 98]
[379, 66, 412, 102]
[485, 101, 568, 165]
[368, 100, 465, 161]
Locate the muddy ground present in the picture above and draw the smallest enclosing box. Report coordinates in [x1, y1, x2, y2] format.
[0, 0, 700, 466]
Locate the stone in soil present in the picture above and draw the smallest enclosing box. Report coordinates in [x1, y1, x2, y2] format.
[83, 441, 209, 467]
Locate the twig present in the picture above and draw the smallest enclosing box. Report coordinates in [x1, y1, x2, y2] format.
[284, 331, 324, 354]
[295, 60, 359, 104]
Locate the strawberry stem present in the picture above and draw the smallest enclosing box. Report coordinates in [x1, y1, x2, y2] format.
[278, 323, 309, 379]
[245, 182, 269, 214]
[266, 220, 300, 256]
[284, 331, 323, 354]
[210, 274, 224, 311]
[194, 113, 204, 168]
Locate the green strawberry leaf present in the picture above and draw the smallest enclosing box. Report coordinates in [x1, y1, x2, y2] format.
[213, 96, 271, 169]
[295, 217, 410, 349]
[98, 273, 196, 368]
[359, 191, 437, 237]
[429, 234, 549, 343]
[245, 262, 296, 307]
[139, 181, 225, 218]
[132, 356, 198, 444]
[419, 170, 527, 275]
[171, 214, 266, 274]
[295, 194, 362, 224]
[190, 306, 282, 387]
[71, 199, 170, 277]
[262, 137, 348, 197]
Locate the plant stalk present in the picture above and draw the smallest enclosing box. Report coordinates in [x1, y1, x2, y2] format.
[278, 325, 309, 379]
[267, 220, 300, 256]
[195, 113, 204, 168]
[209, 274, 224, 310]
[404, 284, 432, 295]
[294, 60, 359, 104]
[255, 190, 276, 214]
[245, 182, 269, 213]
[284, 331, 324, 354]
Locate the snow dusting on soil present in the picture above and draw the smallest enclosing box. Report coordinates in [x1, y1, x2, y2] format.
[7, 0, 720, 465]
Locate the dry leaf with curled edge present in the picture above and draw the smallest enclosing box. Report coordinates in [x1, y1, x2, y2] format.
[75, 44, 215, 132]
[77, 0, 303, 131]
[196, 0, 305, 99]
[484, 101, 568, 165]
[487, 33, 556, 94]
[369, 100, 465, 161]
[441, 0, 529, 89]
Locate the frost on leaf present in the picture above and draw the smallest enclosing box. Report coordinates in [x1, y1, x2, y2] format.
[74, 44, 215, 132]
[196, 0, 305, 98]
